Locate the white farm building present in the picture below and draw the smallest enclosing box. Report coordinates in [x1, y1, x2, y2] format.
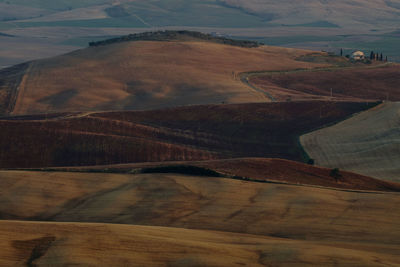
[351, 51, 365, 60]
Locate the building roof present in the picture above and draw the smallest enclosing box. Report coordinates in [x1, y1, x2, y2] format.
[352, 51, 365, 56]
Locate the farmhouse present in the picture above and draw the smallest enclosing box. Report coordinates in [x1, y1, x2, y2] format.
[351, 51, 365, 60]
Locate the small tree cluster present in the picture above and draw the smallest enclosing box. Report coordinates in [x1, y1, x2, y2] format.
[330, 168, 342, 182]
[370, 51, 388, 62]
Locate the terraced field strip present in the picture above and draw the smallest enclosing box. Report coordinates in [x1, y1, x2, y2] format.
[1, 220, 399, 266]
[301, 102, 400, 181]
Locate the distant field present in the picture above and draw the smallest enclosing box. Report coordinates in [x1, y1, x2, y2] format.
[0, 0, 109, 10]
[301, 102, 400, 181]
[2, 220, 400, 266]
[15, 17, 149, 28]
[0, 101, 376, 168]
[219, 0, 400, 31]
[250, 64, 400, 102]
[1, 0, 400, 67]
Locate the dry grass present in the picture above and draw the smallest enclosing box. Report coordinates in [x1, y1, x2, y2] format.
[10, 41, 326, 115]
[2, 220, 399, 267]
[1, 170, 400, 247]
[301, 102, 400, 181]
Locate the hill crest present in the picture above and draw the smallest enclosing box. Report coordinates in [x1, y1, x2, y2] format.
[88, 30, 261, 48]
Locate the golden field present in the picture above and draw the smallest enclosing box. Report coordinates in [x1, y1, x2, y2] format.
[9, 40, 325, 115]
[1, 220, 400, 267]
[0, 170, 399, 266]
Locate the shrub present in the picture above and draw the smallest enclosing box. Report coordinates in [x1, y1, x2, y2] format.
[330, 168, 342, 181]
[140, 165, 223, 177]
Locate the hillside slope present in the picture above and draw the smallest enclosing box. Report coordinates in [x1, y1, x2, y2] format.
[250, 64, 400, 102]
[61, 158, 400, 192]
[301, 102, 400, 181]
[1, 220, 399, 266]
[1, 171, 400, 247]
[0, 101, 376, 168]
[3, 39, 323, 115]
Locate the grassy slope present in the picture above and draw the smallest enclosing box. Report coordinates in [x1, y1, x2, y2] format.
[9, 41, 323, 115]
[250, 64, 400, 102]
[0, 171, 399, 249]
[301, 102, 400, 181]
[59, 158, 400, 192]
[1, 220, 400, 266]
[0, 101, 376, 168]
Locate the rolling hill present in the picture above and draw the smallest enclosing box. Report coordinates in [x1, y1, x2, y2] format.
[0, 170, 399, 266]
[0, 33, 327, 115]
[301, 102, 400, 181]
[0, 12, 398, 265]
[2, 220, 400, 266]
[2, 0, 400, 67]
[54, 157, 400, 192]
[0, 101, 377, 168]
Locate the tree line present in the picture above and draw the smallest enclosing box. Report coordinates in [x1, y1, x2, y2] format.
[369, 51, 388, 62]
[88, 30, 261, 48]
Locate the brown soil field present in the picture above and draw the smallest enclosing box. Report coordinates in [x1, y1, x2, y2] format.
[0, 101, 376, 168]
[301, 102, 400, 182]
[1, 220, 399, 267]
[250, 64, 400, 102]
[0, 171, 399, 252]
[62, 158, 400, 192]
[3, 40, 329, 115]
